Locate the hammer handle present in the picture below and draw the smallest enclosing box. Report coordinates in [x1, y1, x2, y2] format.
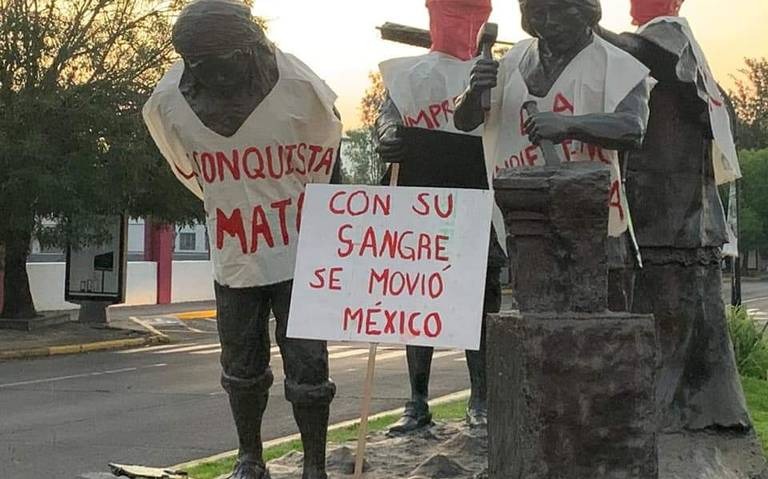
[480, 43, 493, 111]
[523, 101, 561, 167]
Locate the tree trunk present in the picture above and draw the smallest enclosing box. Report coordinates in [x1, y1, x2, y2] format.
[0, 243, 5, 312]
[1, 224, 37, 319]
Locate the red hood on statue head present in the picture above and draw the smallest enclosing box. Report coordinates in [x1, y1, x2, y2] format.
[630, 0, 684, 26]
[427, 0, 492, 61]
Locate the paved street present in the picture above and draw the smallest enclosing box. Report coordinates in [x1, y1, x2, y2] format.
[0, 281, 766, 479]
[0, 315, 476, 479]
[734, 280, 768, 324]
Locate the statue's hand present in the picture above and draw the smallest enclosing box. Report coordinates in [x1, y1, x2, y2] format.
[469, 58, 499, 95]
[376, 125, 407, 163]
[523, 112, 571, 145]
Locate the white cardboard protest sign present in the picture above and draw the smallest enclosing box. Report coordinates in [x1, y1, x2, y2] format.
[287, 184, 493, 351]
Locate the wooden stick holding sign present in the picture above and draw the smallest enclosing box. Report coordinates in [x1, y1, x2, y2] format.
[353, 163, 400, 479]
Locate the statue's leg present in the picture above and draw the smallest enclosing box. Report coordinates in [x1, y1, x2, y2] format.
[633, 248, 750, 431]
[272, 281, 336, 479]
[465, 265, 502, 428]
[678, 250, 750, 430]
[215, 282, 273, 479]
[388, 345, 434, 434]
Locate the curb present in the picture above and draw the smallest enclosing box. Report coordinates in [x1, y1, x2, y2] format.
[172, 389, 471, 472]
[0, 334, 170, 361]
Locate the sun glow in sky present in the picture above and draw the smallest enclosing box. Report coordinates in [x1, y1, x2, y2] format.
[251, 0, 768, 130]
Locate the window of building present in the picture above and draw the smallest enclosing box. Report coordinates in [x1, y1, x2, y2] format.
[178, 232, 196, 251]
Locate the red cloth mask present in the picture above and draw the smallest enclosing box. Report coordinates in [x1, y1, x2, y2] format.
[427, 0, 492, 61]
[630, 0, 684, 26]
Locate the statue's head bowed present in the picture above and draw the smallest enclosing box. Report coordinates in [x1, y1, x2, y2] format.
[172, 0, 267, 57]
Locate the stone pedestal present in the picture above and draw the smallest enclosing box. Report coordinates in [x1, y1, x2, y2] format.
[488, 311, 657, 478]
[489, 162, 659, 478]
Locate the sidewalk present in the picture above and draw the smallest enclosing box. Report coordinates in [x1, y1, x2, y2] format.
[723, 272, 768, 282]
[0, 301, 215, 360]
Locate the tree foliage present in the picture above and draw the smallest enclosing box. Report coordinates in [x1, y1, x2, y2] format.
[360, 71, 386, 129]
[731, 58, 768, 150]
[342, 128, 385, 185]
[738, 148, 768, 255]
[0, 0, 203, 317]
[342, 71, 387, 185]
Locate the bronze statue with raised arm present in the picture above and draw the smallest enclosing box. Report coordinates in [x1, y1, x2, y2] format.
[594, 0, 751, 433]
[374, 0, 506, 434]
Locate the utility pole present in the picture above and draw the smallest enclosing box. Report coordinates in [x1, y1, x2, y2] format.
[732, 180, 742, 306]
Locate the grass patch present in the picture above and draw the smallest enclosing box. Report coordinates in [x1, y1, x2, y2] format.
[727, 306, 768, 379]
[184, 397, 469, 479]
[743, 376, 768, 455]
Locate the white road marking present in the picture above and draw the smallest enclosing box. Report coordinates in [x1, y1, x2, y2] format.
[744, 296, 768, 304]
[184, 326, 206, 333]
[454, 357, 467, 362]
[156, 343, 221, 354]
[328, 349, 370, 360]
[135, 317, 182, 326]
[328, 345, 355, 352]
[0, 363, 167, 389]
[118, 343, 197, 354]
[191, 346, 283, 356]
[376, 351, 406, 361]
[190, 347, 221, 356]
[433, 350, 464, 360]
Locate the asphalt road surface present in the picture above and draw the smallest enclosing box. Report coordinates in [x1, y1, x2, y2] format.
[0, 317, 478, 479]
[1, 281, 766, 479]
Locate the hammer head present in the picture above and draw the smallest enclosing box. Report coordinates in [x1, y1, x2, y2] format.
[476, 22, 498, 56]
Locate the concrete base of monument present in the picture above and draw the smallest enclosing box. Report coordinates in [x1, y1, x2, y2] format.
[250, 421, 490, 479]
[214, 422, 767, 479]
[485, 310, 768, 479]
[487, 310, 659, 478]
[659, 429, 768, 479]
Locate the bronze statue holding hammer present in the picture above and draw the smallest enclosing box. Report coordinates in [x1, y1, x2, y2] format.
[455, 0, 653, 310]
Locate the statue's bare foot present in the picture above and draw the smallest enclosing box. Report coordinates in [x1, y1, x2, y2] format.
[229, 460, 270, 479]
[388, 400, 433, 435]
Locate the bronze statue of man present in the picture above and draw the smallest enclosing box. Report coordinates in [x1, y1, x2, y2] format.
[143, 1, 342, 478]
[374, 0, 506, 433]
[455, 0, 652, 308]
[595, 0, 750, 432]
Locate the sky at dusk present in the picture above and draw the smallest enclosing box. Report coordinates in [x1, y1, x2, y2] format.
[251, 0, 768, 130]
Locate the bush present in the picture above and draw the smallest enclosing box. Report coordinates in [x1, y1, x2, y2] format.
[727, 306, 768, 380]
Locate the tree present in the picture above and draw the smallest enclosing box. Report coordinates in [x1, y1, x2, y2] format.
[360, 71, 386, 129]
[738, 149, 768, 259]
[731, 58, 768, 150]
[342, 71, 387, 185]
[0, 0, 203, 318]
[342, 128, 386, 185]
